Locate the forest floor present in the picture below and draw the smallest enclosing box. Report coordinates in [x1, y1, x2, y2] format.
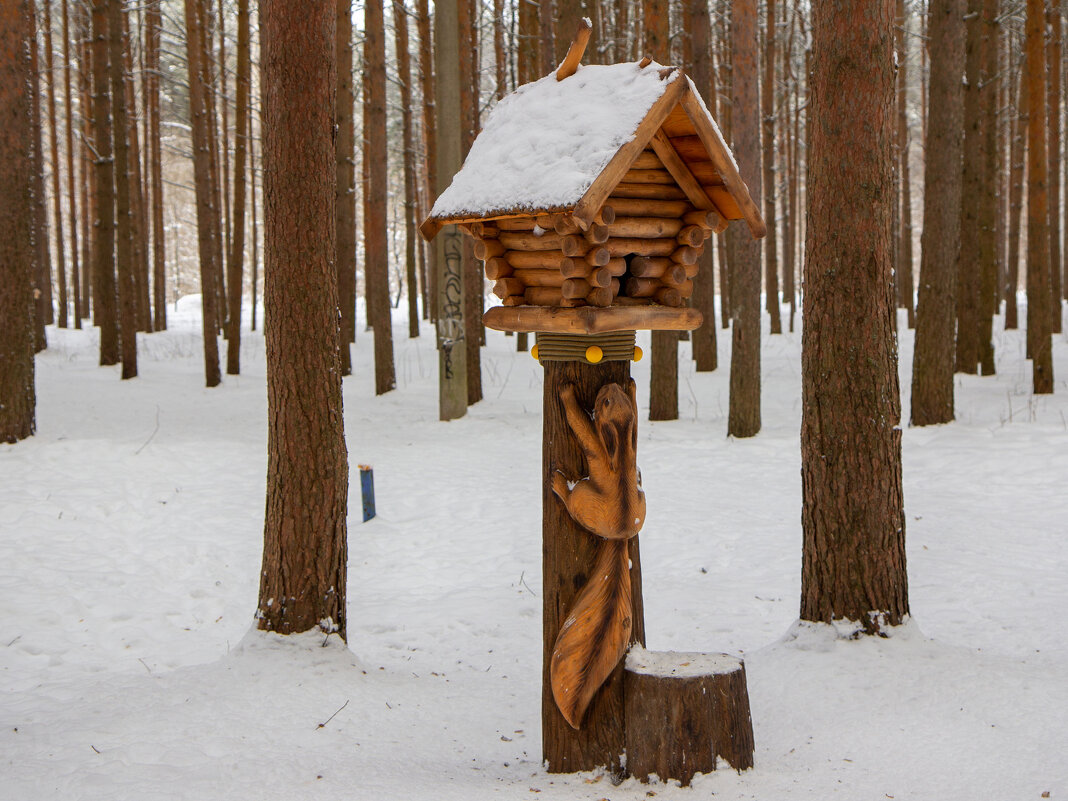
[2, 296, 1067, 800]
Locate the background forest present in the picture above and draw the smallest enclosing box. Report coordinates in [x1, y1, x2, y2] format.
[1, 0, 1067, 799]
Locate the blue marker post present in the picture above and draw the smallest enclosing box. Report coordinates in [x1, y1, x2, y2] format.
[359, 465, 376, 522]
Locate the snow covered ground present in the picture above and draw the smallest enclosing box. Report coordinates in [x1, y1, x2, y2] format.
[2, 297, 1066, 800]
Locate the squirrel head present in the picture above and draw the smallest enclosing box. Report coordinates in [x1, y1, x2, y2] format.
[594, 383, 636, 473]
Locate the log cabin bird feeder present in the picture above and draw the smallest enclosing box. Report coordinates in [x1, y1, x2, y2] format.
[422, 20, 762, 784]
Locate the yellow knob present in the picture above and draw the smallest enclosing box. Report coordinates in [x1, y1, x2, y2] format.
[585, 345, 603, 363]
[531, 344, 540, 360]
[633, 345, 643, 362]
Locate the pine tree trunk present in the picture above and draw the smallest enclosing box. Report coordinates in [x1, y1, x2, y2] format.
[395, 0, 420, 339]
[956, 0, 983, 375]
[459, 0, 481, 405]
[29, 2, 51, 350]
[763, 0, 780, 334]
[183, 0, 221, 386]
[146, 0, 166, 330]
[539, 0, 554, 80]
[416, 0, 436, 324]
[689, 0, 717, 372]
[198, 0, 226, 333]
[249, 100, 259, 332]
[79, 11, 93, 320]
[896, 0, 915, 328]
[257, 0, 349, 640]
[432, 0, 468, 420]
[716, 7, 732, 330]
[91, 0, 119, 366]
[365, 0, 396, 395]
[0, 0, 37, 442]
[1006, 56, 1026, 330]
[336, 0, 355, 372]
[555, 0, 585, 63]
[226, 0, 250, 375]
[1026, 0, 1054, 392]
[218, 0, 230, 281]
[62, 0, 82, 329]
[1047, 4, 1063, 332]
[976, 0, 1000, 375]
[802, 0, 908, 633]
[43, 0, 68, 329]
[120, 8, 151, 334]
[728, 0, 762, 438]
[911, 0, 965, 426]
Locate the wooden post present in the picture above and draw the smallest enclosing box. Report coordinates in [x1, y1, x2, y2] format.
[542, 357, 645, 775]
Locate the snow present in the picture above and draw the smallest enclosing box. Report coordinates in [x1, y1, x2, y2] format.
[626, 647, 741, 678]
[2, 297, 1068, 799]
[430, 62, 682, 221]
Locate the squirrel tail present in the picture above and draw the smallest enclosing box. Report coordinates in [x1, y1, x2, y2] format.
[550, 538, 633, 729]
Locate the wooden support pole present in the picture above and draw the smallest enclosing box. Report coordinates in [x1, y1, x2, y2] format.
[542, 359, 645, 775]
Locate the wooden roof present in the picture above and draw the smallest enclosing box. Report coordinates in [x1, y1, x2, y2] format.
[422, 62, 766, 242]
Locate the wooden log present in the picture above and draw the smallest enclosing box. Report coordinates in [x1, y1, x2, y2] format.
[473, 238, 506, 260]
[505, 250, 571, 269]
[683, 208, 727, 233]
[684, 262, 699, 278]
[514, 268, 566, 287]
[470, 221, 499, 238]
[586, 280, 619, 307]
[484, 257, 513, 280]
[608, 197, 692, 218]
[624, 277, 662, 298]
[499, 230, 568, 251]
[624, 648, 755, 785]
[608, 216, 684, 239]
[591, 260, 626, 288]
[631, 150, 663, 170]
[675, 280, 694, 299]
[670, 246, 699, 265]
[583, 223, 610, 244]
[525, 286, 565, 305]
[562, 277, 592, 298]
[623, 168, 677, 185]
[542, 360, 644, 774]
[613, 296, 654, 306]
[553, 214, 583, 235]
[585, 246, 611, 267]
[496, 217, 538, 231]
[483, 305, 704, 334]
[629, 257, 685, 282]
[604, 238, 677, 258]
[655, 287, 682, 307]
[560, 258, 592, 278]
[588, 269, 611, 288]
[555, 17, 591, 81]
[609, 183, 688, 200]
[501, 295, 525, 306]
[676, 225, 705, 247]
[595, 204, 616, 225]
[493, 277, 525, 299]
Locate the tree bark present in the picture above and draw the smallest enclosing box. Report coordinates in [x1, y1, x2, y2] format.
[29, 1, 50, 351]
[108, 0, 138, 379]
[1026, 0, 1054, 392]
[91, 0, 119, 366]
[257, 0, 349, 641]
[226, 0, 250, 374]
[395, 0, 420, 338]
[763, 0, 781, 334]
[146, 0, 165, 330]
[728, 0, 762, 438]
[802, 0, 909, 633]
[0, 0, 37, 442]
[459, 0, 481, 405]
[910, 0, 965, 426]
[416, 0, 436, 324]
[432, 0, 467, 420]
[120, 8, 150, 333]
[1006, 55, 1026, 330]
[336, 0, 355, 373]
[42, 0, 68, 329]
[62, 0, 82, 329]
[976, 0, 1000, 374]
[896, 0, 915, 328]
[1047, 2, 1062, 332]
[689, 0, 717, 372]
[542, 359, 644, 775]
[183, 0, 221, 386]
[365, 0, 396, 395]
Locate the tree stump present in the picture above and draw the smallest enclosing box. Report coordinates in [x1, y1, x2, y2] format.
[624, 648, 754, 785]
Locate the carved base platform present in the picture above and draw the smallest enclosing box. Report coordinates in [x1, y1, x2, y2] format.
[624, 648, 754, 785]
[485, 305, 703, 334]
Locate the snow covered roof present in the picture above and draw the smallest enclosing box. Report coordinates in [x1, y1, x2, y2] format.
[422, 60, 765, 240]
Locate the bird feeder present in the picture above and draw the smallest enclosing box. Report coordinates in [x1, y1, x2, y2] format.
[422, 21, 764, 783]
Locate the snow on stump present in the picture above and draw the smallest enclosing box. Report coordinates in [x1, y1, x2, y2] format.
[624, 648, 754, 785]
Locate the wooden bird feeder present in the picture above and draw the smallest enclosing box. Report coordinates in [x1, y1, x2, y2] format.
[422, 21, 763, 784]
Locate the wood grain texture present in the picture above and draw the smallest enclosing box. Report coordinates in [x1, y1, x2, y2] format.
[543, 361, 645, 774]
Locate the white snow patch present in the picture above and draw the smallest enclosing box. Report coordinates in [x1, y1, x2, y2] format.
[626, 647, 742, 678]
